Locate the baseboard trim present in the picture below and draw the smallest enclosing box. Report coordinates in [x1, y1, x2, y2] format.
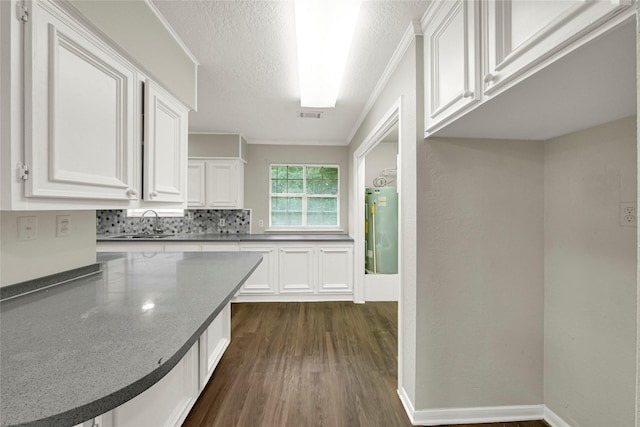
[397, 387, 417, 424]
[543, 406, 572, 427]
[397, 388, 573, 427]
[397, 391, 546, 427]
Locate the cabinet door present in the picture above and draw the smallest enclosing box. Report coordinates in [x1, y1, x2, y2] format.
[424, 0, 480, 135]
[187, 161, 206, 207]
[144, 80, 188, 203]
[206, 160, 243, 208]
[24, 1, 138, 200]
[318, 246, 353, 294]
[239, 245, 277, 295]
[483, 0, 633, 96]
[279, 246, 315, 294]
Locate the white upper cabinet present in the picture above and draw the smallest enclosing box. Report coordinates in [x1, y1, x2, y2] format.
[1, 0, 195, 210]
[422, 0, 635, 138]
[423, 0, 481, 134]
[24, 0, 138, 201]
[143, 80, 188, 203]
[206, 160, 244, 208]
[187, 158, 245, 209]
[187, 160, 206, 207]
[482, 0, 634, 96]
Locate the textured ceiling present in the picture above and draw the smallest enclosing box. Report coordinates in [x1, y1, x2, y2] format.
[152, 0, 431, 144]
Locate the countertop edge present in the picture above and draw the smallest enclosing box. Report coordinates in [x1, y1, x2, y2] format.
[96, 233, 354, 243]
[12, 255, 263, 427]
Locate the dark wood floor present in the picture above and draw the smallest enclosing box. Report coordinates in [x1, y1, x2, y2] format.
[182, 302, 549, 427]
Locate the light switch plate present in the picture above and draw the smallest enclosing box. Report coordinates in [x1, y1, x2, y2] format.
[56, 215, 71, 237]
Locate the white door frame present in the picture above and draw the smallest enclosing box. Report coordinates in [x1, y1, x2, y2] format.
[353, 97, 402, 303]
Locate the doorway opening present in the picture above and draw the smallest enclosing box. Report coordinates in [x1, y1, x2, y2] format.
[353, 99, 402, 303]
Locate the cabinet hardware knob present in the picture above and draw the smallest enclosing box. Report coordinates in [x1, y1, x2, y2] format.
[462, 90, 474, 98]
[150, 191, 158, 198]
[126, 188, 137, 197]
[483, 73, 495, 83]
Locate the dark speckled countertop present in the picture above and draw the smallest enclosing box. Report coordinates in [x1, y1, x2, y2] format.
[96, 233, 354, 242]
[0, 252, 262, 427]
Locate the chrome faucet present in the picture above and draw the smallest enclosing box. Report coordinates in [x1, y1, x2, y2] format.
[139, 210, 163, 234]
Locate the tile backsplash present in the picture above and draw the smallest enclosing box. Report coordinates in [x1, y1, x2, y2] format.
[96, 209, 251, 235]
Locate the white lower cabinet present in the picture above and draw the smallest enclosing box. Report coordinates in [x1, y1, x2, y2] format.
[278, 246, 315, 294]
[99, 342, 199, 427]
[82, 304, 232, 427]
[97, 240, 355, 301]
[239, 245, 277, 295]
[318, 246, 354, 294]
[235, 241, 354, 301]
[199, 304, 231, 389]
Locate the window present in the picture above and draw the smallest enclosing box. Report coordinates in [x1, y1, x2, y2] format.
[270, 164, 339, 228]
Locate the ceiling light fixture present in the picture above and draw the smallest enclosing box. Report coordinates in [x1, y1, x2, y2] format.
[294, 0, 362, 108]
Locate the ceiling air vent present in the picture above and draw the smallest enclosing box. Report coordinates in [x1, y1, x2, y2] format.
[297, 111, 324, 119]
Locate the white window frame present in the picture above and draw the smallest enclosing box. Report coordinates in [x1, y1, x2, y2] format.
[267, 163, 342, 231]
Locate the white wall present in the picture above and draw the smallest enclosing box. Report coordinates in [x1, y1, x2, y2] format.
[544, 116, 637, 427]
[1, 211, 96, 286]
[365, 142, 398, 188]
[68, 0, 197, 109]
[416, 136, 545, 409]
[244, 144, 349, 234]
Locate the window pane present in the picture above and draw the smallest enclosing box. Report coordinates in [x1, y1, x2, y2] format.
[271, 166, 287, 179]
[308, 198, 323, 212]
[288, 179, 303, 193]
[272, 179, 287, 194]
[272, 196, 287, 211]
[288, 212, 302, 225]
[287, 166, 303, 179]
[272, 212, 287, 225]
[307, 212, 322, 225]
[288, 197, 302, 211]
[323, 197, 337, 211]
[325, 179, 338, 195]
[307, 180, 322, 195]
[323, 167, 338, 179]
[306, 166, 322, 179]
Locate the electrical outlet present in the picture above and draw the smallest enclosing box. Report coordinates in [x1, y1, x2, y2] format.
[218, 218, 226, 227]
[258, 219, 264, 228]
[620, 202, 637, 227]
[56, 215, 71, 237]
[18, 216, 37, 241]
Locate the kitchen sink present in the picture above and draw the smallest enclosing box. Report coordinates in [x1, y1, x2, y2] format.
[112, 234, 173, 239]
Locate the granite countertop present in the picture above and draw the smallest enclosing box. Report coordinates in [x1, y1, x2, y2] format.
[0, 252, 262, 427]
[96, 233, 354, 242]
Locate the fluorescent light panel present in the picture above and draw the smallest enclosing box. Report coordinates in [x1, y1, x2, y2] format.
[294, 0, 361, 108]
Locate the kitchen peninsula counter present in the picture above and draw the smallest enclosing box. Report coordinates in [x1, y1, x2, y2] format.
[0, 251, 262, 427]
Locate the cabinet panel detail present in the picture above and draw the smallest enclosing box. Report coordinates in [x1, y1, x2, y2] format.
[239, 246, 277, 294]
[144, 80, 188, 203]
[187, 161, 206, 207]
[25, 5, 137, 200]
[483, 0, 633, 96]
[424, 0, 480, 134]
[318, 246, 353, 293]
[278, 247, 315, 294]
